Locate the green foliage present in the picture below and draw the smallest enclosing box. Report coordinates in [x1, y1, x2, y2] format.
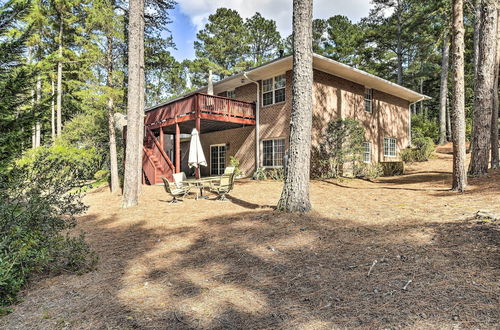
[0, 0, 33, 168]
[0, 147, 97, 306]
[229, 156, 243, 177]
[245, 12, 282, 65]
[252, 167, 284, 181]
[411, 114, 439, 142]
[194, 8, 250, 80]
[311, 119, 365, 178]
[401, 137, 435, 162]
[17, 144, 100, 182]
[380, 161, 405, 176]
[252, 167, 267, 180]
[94, 169, 109, 181]
[267, 168, 284, 181]
[353, 162, 383, 180]
[313, 15, 364, 66]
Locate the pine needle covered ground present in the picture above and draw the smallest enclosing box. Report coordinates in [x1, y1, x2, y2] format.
[2, 146, 499, 329]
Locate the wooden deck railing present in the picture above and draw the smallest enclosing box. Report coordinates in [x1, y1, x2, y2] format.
[142, 128, 175, 184]
[197, 94, 255, 119]
[145, 93, 256, 128]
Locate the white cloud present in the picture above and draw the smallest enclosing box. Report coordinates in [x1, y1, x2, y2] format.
[177, 0, 371, 36]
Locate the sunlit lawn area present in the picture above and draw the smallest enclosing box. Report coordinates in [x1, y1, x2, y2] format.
[2, 148, 499, 329]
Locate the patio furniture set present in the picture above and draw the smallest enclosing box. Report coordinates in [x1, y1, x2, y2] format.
[161, 167, 236, 203]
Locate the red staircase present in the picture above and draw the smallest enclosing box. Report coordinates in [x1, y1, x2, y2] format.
[142, 128, 175, 185]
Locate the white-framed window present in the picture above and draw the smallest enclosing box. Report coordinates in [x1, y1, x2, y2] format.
[210, 144, 226, 175]
[364, 88, 373, 113]
[226, 90, 236, 99]
[384, 137, 397, 157]
[262, 74, 286, 106]
[262, 138, 285, 167]
[363, 142, 371, 163]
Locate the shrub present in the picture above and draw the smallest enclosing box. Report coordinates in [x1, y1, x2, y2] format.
[229, 156, 243, 177]
[411, 114, 439, 142]
[353, 163, 383, 179]
[252, 167, 267, 180]
[380, 161, 405, 176]
[267, 168, 284, 181]
[94, 169, 109, 181]
[401, 137, 435, 162]
[252, 167, 284, 181]
[0, 146, 97, 306]
[312, 119, 365, 178]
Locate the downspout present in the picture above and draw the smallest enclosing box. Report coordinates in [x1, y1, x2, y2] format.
[244, 72, 260, 173]
[408, 96, 427, 147]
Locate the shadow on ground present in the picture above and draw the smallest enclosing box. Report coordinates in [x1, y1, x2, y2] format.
[3, 204, 498, 329]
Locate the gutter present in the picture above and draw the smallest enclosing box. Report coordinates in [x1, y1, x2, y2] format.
[243, 72, 260, 172]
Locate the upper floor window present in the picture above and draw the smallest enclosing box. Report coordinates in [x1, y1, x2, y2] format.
[262, 74, 286, 106]
[384, 137, 397, 157]
[226, 90, 236, 99]
[364, 88, 373, 113]
[363, 142, 371, 163]
[262, 138, 285, 167]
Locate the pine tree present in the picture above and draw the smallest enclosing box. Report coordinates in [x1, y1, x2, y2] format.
[277, 0, 313, 213]
[491, 6, 500, 169]
[122, 0, 144, 207]
[0, 0, 33, 166]
[194, 8, 250, 79]
[439, 31, 450, 144]
[469, 0, 497, 176]
[451, 0, 467, 191]
[245, 13, 281, 66]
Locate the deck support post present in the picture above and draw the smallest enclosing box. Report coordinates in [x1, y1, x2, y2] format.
[175, 123, 180, 173]
[159, 127, 164, 151]
[195, 95, 201, 179]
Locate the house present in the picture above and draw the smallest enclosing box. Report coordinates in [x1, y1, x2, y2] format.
[141, 53, 430, 185]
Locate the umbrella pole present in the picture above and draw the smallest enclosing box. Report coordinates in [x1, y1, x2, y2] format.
[195, 168, 200, 179]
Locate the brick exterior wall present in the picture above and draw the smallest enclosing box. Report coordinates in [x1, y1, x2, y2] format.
[311, 69, 410, 163]
[197, 68, 410, 177]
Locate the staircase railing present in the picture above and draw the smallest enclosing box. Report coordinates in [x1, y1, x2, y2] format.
[142, 148, 156, 185]
[143, 127, 175, 183]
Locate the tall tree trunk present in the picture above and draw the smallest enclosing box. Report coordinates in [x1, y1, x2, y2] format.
[35, 76, 41, 147]
[451, 0, 467, 192]
[473, 1, 481, 88]
[106, 35, 120, 194]
[137, 0, 145, 193]
[420, 79, 425, 116]
[469, 0, 497, 176]
[446, 94, 452, 141]
[277, 0, 313, 213]
[122, 0, 144, 208]
[51, 78, 55, 141]
[439, 33, 450, 145]
[31, 86, 35, 148]
[396, 0, 403, 85]
[491, 7, 499, 169]
[56, 16, 63, 137]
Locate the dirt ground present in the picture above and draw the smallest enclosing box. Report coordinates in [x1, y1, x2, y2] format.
[1, 147, 499, 329]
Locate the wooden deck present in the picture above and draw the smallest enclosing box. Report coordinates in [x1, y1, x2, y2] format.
[145, 93, 256, 131]
[142, 93, 256, 185]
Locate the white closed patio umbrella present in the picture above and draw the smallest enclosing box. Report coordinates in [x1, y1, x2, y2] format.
[188, 128, 207, 178]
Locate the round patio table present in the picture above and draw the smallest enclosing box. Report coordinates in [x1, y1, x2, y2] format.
[182, 177, 219, 200]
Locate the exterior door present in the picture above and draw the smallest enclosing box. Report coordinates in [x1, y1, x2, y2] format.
[210, 144, 226, 176]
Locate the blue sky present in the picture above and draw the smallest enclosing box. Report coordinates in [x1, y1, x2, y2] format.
[169, 6, 198, 61]
[169, 0, 372, 62]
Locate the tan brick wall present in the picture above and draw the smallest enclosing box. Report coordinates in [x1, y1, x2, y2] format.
[312, 69, 410, 163]
[199, 71, 292, 176]
[199, 68, 410, 176]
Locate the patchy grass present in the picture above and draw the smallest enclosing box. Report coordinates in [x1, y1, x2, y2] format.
[1, 148, 499, 329]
